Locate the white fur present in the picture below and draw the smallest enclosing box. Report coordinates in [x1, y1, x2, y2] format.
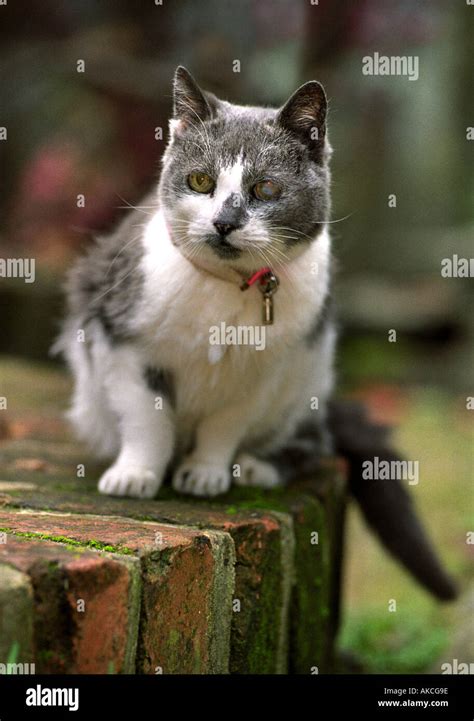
[215, 155, 245, 205]
[234, 453, 282, 489]
[141, 209, 331, 496]
[164, 153, 279, 272]
[67, 207, 333, 498]
[62, 321, 120, 460]
[96, 342, 175, 497]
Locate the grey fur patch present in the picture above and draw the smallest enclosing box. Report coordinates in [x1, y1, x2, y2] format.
[144, 366, 175, 406]
[214, 193, 248, 230]
[263, 416, 333, 483]
[65, 197, 156, 341]
[305, 294, 334, 346]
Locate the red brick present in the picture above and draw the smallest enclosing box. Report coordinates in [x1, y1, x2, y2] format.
[0, 510, 234, 674]
[0, 535, 136, 673]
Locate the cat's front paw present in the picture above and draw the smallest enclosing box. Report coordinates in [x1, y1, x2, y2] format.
[234, 453, 282, 489]
[172, 460, 231, 497]
[98, 464, 161, 499]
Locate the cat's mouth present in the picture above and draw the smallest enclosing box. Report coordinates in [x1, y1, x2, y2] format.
[204, 234, 242, 259]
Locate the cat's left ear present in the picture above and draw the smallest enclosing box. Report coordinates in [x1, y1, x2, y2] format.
[276, 81, 328, 162]
[171, 66, 215, 137]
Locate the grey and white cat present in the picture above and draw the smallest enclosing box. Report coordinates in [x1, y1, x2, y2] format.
[56, 67, 458, 601]
[57, 66, 335, 499]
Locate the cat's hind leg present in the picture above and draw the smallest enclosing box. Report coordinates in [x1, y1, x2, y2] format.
[233, 453, 282, 489]
[62, 322, 120, 460]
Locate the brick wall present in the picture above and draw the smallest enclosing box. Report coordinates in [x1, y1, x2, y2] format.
[0, 360, 347, 674]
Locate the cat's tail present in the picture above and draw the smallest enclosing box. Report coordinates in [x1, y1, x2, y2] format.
[327, 399, 459, 601]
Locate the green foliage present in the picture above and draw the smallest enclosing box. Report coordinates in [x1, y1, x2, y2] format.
[7, 642, 20, 667]
[339, 335, 412, 388]
[339, 609, 448, 674]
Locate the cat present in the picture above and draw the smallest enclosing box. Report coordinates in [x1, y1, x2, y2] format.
[55, 67, 457, 600]
[57, 66, 334, 499]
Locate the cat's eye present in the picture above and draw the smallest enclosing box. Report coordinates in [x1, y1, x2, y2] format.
[187, 171, 215, 194]
[253, 180, 281, 201]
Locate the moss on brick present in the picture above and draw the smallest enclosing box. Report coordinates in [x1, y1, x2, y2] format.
[30, 559, 76, 673]
[119, 556, 142, 673]
[228, 521, 283, 674]
[0, 528, 134, 555]
[206, 531, 235, 674]
[136, 531, 233, 675]
[288, 495, 331, 674]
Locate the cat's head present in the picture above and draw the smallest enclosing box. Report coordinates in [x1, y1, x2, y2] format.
[159, 66, 331, 275]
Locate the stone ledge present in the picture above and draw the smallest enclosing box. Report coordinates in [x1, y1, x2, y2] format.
[0, 358, 347, 674]
[0, 510, 235, 674]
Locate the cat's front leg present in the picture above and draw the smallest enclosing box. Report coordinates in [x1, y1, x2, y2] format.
[172, 404, 241, 497]
[98, 346, 175, 499]
[172, 398, 279, 497]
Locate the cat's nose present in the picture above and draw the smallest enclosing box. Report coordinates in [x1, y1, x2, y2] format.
[213, 221, 238, 237]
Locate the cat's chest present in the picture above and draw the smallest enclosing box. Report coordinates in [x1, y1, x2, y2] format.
[137, 216, 330, 372]
[141, 276, 271, 365]
[139, 263, 310, 363]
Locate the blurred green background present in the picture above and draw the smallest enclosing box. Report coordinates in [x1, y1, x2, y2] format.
[0, 0, 472, 673]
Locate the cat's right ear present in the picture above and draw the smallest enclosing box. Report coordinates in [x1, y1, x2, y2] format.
[171, 66, 214, 137]
[276, 80, 328, 162]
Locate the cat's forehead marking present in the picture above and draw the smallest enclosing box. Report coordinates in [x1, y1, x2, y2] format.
[215, 151, 245, 201]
